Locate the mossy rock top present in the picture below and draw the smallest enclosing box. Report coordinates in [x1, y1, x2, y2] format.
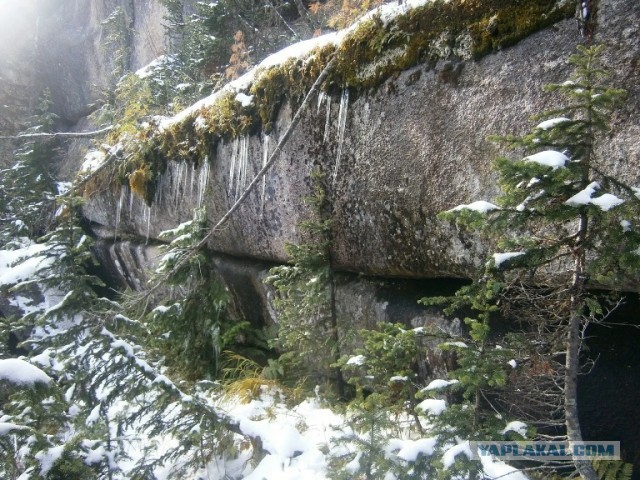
[99, 0, 575, 204]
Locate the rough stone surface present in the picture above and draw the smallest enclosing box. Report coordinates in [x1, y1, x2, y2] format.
[82, 0, 640, 280]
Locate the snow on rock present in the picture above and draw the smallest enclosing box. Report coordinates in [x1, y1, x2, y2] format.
[442, 441, 473, 469]
[416, 398, 447, 415]
[353, 0, 433, 27]
[395, 437, 437, 461]
[0, 358, 52, 386]
[565, 181, 624, 211]
[492, 251, 525, 268]
[235, 92, 254, 107]
[422, 379, 459, 391]
[508, 359, 517, 369]
[80, 150, 107, 174]
[535, 117, 571, 130]
[621, 220, 632, 232]
[523, 150, 568, 169]
[449, 200, 500, 213]
[161, 0, 434, 130]
[500, 420, 528, 437]
[480, 455, 530, 480]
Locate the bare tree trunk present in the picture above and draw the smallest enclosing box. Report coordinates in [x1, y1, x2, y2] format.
[328, 267, 346, 399]
[565, 212, 598, 480]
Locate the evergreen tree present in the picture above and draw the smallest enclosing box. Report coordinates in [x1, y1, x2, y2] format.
[0, 90, 59, 245]
[0, 200, 248, 478]
[265, 168, 346, 396]
[336, 323, 429, 432]
[146, 207, 260, 381]
[439, 44, 635, 479]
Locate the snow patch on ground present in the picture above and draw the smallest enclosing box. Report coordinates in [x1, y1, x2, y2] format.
[0, 242, 50, 286]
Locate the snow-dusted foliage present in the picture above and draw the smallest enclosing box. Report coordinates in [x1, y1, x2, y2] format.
[436, 44, 637, 480]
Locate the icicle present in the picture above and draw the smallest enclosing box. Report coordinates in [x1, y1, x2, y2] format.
[333, 89, 349, 185]
[115, 185, 126, 240]
[197, 157, 210, 209]
[238, 136, 249, 202]
[317, 91, 326, 115]
[145, 205, 152, 244]
[261, 134, 270, 216]
[189, 162, 196, 202]
[228, 138, 239, 198]
[323, 93, 332, 144]
[226, 136, 251, 202]
[174, 161, 187, 207]
[128, 189, 134, 219]
[183, 162, 190, 194]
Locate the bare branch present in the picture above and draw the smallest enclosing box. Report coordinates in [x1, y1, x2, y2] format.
[0, 126, 113, 140]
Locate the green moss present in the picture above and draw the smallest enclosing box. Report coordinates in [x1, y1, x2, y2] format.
[332, 0, 574, 88]
[201, 91, 259, 141]
[107, 0, 575, 206]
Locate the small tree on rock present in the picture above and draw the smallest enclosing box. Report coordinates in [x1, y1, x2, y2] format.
[440, 44, 635, 480]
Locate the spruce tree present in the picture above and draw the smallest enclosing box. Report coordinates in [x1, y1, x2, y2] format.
[439, 45, 635, 479]
[265, 168, 346, 397]
[0, 201, 248, 478]
[0, 90, 59, 244]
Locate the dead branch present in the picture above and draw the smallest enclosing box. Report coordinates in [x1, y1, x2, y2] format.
[141, 55, 337, 304]
[0, 125, 113, 140]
